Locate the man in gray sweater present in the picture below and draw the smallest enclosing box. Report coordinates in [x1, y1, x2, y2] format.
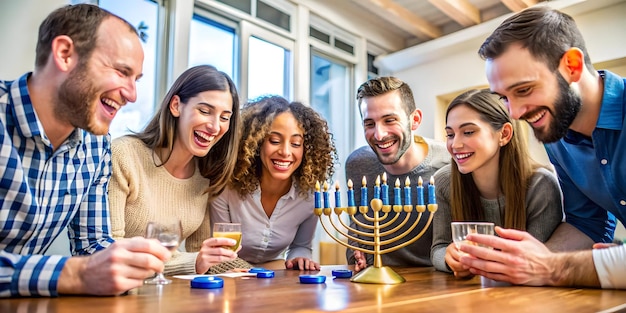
[345, 76, 450, 271]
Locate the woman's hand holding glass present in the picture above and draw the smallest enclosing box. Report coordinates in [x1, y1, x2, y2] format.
[448, 222, 495, 279]
[194, 237, 241, 274]
[445, 242, 473, 278]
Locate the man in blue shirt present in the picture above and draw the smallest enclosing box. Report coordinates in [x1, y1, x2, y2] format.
[0, 4, 169, 297]
[457, 6, 626, 289]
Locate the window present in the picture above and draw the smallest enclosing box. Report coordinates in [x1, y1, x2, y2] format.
[99, 0, 159, 139]
[247, 36, 291, 100]
[310, 51, 352, 189]
[188, 13, 237, 78]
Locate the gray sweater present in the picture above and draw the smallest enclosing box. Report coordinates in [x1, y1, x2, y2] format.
[345, 136, 450, 267]
[430, 164, 564, 273]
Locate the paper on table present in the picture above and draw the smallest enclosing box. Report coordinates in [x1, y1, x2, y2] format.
[173, 272, 257, 280]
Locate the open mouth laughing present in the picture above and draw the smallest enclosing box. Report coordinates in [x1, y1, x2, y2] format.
[524, 109, 547, 125]
[101, 98, 121, 116]
[272, 160, 292, 169]
[195, 130, 216, 144]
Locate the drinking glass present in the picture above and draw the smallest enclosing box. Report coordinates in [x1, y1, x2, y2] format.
[451, 222, 494, 249]
[213, 223, 242, 251]
[144, 220, 182, 285]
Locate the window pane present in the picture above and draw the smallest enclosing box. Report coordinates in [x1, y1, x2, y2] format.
[248, 36, 290, 100]
[216, 0, 251, 14]
[310, 53, 351, 183]
[100, 0, 158, 139]
[309, 26, 330, 44]
[189, 15, 236, 78]
[334, 38, 354, 55]
[257, 0, 290, 32]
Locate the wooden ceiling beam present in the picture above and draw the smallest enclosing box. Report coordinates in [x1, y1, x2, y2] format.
[500, 0, 540, 12]
[357, 0, 442, 40]
[429, 0, 481, 27]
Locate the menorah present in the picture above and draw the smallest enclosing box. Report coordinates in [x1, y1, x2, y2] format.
[314, 173, 437, 285]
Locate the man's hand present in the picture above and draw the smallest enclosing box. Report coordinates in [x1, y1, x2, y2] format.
[286, 257, 320, 271]
[353, 250, 368, 273]
[458, 227, 556, 286]
[58, 237, 171, 296]
[195, 237, 239, 274]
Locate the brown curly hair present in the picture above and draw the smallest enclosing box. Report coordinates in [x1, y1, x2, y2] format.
[231, 95, 337, 197]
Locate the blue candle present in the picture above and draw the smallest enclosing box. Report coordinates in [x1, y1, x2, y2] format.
[360, 176, 367, 207]
[314, 181, 322, 208]
[393, 178, 401, 205]
[347, 179, 355, 207]
[428, 176, 436, 204]
[417, 176, 424, 206]
[404, 177, 411, 205]
[373, 175, 381, 199]
[334, 181, 341, 208]
[323, 181, 331, 208]
[381, 173, 389, 205]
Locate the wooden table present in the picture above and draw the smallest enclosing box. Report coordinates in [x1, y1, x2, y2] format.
[3, 266, 626, 313]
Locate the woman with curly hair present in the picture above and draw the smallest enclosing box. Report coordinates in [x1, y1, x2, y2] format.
[109, 65, 252, 276]
[210, 95, 337, 270]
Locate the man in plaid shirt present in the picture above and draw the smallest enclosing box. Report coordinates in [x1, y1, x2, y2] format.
[0, 4, 170, 297]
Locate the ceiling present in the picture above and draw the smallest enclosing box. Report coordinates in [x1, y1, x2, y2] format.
[346, 0, 547, 48]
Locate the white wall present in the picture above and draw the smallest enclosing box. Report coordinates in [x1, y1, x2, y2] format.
[0, 1, 69, 79]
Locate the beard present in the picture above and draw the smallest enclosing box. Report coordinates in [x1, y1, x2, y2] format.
[372, 123, 413, 165]
[529, 73, 581, 143]
[56, 61, 107, 135]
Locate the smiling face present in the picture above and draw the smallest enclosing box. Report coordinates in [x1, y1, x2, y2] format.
[486, 44, 581, 143]
[360, 90, 414, 166]
[56, 17, 144, 135]
[171, 90, 233, 158]
[445, 104, 504, 175]
[259, 111, 304, 183]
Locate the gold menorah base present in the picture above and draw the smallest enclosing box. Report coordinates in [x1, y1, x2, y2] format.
[350, 265, 405, 284]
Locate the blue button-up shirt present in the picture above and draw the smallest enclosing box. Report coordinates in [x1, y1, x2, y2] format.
[545, 70, 626, 243]
[0, 73, 114, 297]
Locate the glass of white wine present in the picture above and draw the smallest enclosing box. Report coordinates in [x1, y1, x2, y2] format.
[213, 223, 242, 251]
[144, 220, 182, 285]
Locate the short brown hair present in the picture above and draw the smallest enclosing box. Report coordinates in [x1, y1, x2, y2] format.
[356, 76, 416, 117]
[35, 4, 137, 69]
[478, 6, 594, 73]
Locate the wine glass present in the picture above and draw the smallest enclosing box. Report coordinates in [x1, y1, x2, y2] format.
[450, 222, 494, 249]
[213, 223, 242, 251]
[144, 220, 182, 285]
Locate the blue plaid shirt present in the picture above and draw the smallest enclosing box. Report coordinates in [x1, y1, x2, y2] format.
[0, 73, 114, 297]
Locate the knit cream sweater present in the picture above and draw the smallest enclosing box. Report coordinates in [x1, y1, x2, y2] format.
[109, 136, 211, 275]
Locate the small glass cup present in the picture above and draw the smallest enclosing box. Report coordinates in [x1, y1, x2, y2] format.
[144, 220, 182, 285]
[213, 223, 242, 251]
[451, 222, 494, 249]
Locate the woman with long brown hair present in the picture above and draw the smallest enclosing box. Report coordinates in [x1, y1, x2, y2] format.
[431, 89, 563, 278]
